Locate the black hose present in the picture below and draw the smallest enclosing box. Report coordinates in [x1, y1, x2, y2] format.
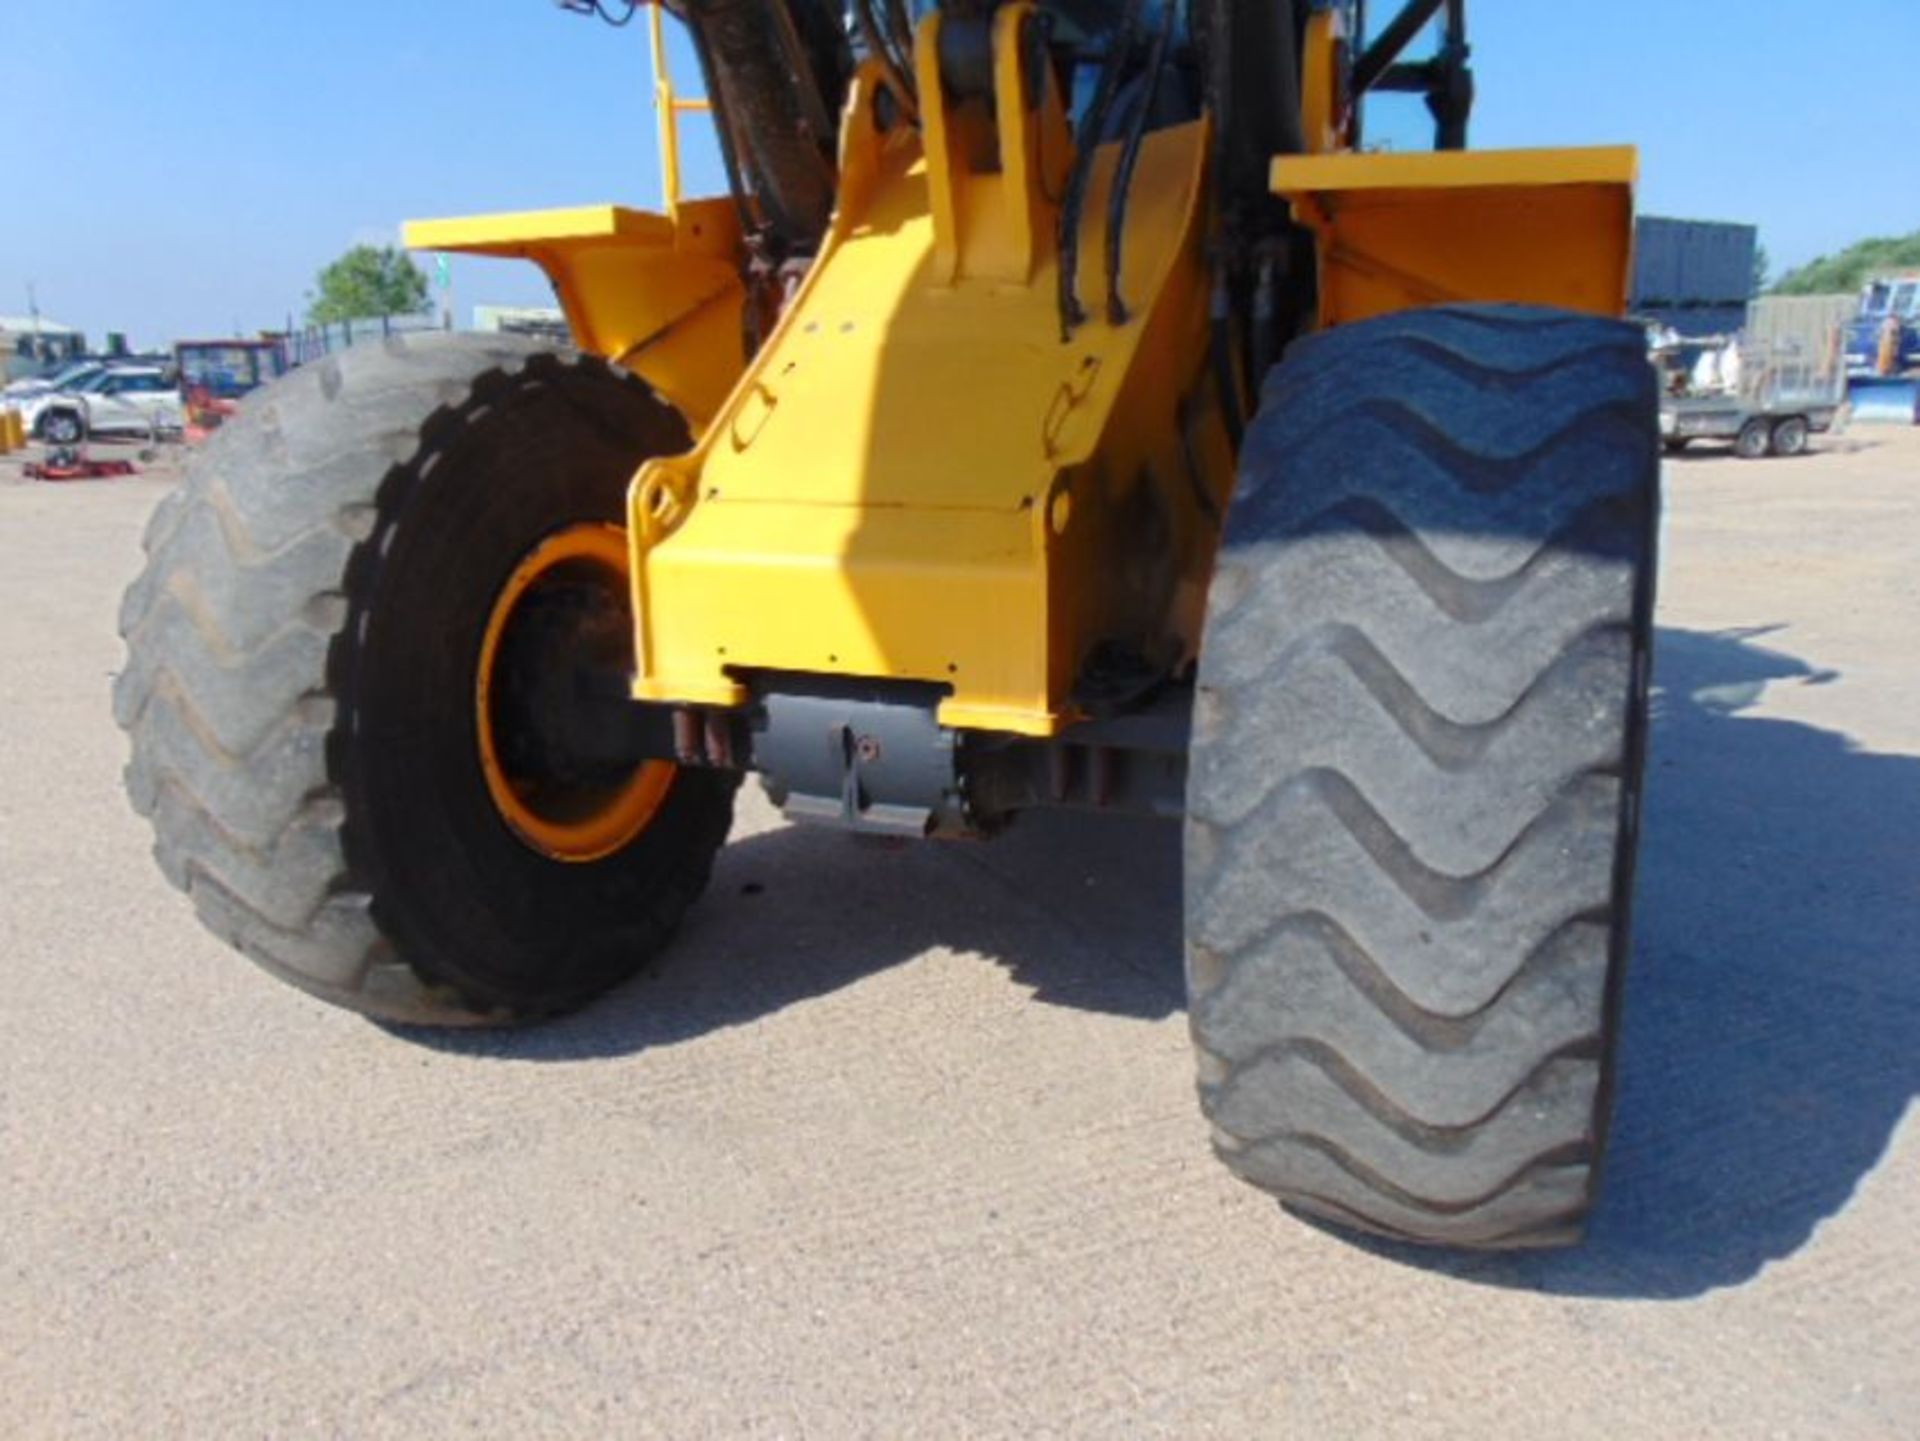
[585, 0, 640, 25]
[1057, 0, 1144, 341]
[884, 0, 918, 94]
[851, 0, 916, 118]
[1210, 277, 1245, 448]
[1103, 0, 1174, 324]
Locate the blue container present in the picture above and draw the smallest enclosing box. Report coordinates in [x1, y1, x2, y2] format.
[1633, 217, 1758, 318]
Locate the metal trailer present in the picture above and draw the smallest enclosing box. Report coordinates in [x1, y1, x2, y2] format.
[1660, 390, 1838, 458]
[1654, 320, 1845, 458]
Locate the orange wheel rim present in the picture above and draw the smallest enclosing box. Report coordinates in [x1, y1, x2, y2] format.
[475, 523, 674, 862]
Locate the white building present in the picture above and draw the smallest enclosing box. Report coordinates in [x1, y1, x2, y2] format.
[473, 305, 571, 344]
[0, 314, 86, 382]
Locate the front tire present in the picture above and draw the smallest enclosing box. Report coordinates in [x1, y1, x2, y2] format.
[1186, 306, 1658, 1248]
[114, 334, 736, 1025]
[41, 408, 83, 445]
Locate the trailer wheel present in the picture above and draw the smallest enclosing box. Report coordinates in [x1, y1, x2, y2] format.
[1186, 305, 1658, 1248]
[1734, 416, 1771, 459]
[115, 334, 737, 1026]
[1770, 415, 1810, 457]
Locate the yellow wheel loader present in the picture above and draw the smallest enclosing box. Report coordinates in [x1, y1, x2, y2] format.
[115, 0, 1656, 1249]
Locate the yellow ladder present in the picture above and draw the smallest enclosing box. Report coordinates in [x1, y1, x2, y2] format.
[647, 6, 711, 217]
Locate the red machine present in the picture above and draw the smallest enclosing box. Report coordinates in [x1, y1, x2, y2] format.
[24, 444, 137, 481]
[173, 338, 289, 435]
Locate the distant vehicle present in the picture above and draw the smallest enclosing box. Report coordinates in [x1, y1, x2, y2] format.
[1652, 331, 1842, 458]
[25, 367, 183, 443]
[1, 359, 112, 404]
[173, 338, 288, 431]
[1844, 273, 1920, 375]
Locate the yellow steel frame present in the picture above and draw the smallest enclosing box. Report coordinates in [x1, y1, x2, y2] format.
[1298, 4, 1351, 154]
[625, 10, 1229, 737]
[401, 10, 1637, 744]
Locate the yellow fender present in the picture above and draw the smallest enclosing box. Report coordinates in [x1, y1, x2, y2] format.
[1271, 146, 1638, 326]
[403, 201, 747, 430]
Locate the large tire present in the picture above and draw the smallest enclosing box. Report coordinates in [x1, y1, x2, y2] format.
[1185, 305, 1658, 1248]
[115, 334, 737, 1026]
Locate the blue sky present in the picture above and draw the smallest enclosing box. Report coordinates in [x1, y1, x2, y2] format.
[3, 0, 1912, 347]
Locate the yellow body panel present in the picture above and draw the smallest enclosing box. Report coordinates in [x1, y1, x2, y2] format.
[403, 202, 747, 428]
[628, 33, 1222, 737]
[1272, 146, 1637, 324]
[1298, 6, 1351, 154]
[409, 34, 1637, 742]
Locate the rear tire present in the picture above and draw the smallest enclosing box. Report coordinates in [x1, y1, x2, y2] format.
[1734, 416, 1771, 459]
[1186, 305, 1658, 1248]
[1770, 414, 1809, 457]
[115, 334, 737, 1025]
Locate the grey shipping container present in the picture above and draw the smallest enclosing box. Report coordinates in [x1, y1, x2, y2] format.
[1633, 216, 1758, 313]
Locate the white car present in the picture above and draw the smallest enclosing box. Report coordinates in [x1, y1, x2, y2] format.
[27, 367, 183, 443]
[1, 360, 111, 405]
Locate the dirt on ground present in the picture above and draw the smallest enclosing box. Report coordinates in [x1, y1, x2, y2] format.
[1, 424, 1915, 1437]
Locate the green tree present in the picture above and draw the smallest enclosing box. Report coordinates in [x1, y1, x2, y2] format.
[1771, 230, 1920, 296]
[307, 245, 432, 324]
[1751, 242, 1770, 296]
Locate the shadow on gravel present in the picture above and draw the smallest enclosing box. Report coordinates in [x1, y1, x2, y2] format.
[398, 790, 1187, 1058]
[408, 624, 1917, 1299]
[1333, 624, 1920, 1298]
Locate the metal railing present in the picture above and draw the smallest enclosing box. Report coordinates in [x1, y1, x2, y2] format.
[285, 314, 443, 367]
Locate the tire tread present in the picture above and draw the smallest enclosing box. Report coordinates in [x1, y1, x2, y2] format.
[1187, 304, 1657, 1248]
[117, 334, 728, 1025]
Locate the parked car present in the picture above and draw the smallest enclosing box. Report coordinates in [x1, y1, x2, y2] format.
[1, 359, 112, 405]
[24, 367, 183, 443]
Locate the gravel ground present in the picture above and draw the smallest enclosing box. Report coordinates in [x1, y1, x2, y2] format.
[1, 425, 1915, 1437]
